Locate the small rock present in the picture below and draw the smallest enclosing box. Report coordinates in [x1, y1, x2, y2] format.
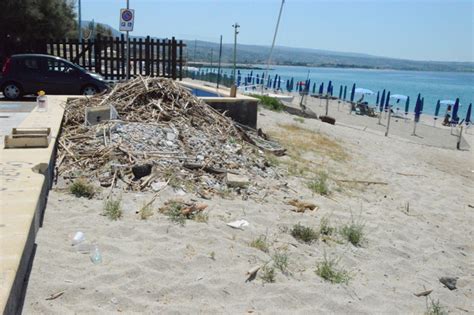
[132, 164, 152, 179]
[166, 132, 176, 141]
[226, 173, 250, 188]
[165, 140, 174, 146]
[439, 277, 457, 290]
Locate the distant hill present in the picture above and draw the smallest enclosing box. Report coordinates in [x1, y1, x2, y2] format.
[185, 40, 474, 73]
[82, 22, 473, 72]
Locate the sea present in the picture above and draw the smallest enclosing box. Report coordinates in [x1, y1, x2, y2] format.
[205, 65, 474, 118]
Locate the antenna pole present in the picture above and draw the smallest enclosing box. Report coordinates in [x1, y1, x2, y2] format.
[263, 0, 285, 92]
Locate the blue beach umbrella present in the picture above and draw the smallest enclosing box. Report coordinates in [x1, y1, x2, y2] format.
[405, 96, 411, 115]
[237, 70, 241, 86]
[465, 103, 472, 124]
[312, 82, 316, 94]
[385, 91, 391, 110]
[452, 98, 459, 123]
[379, 89, 386, 112]
[289, 77, 294, 92]
[339, 86, 343, 99]
[319, 83, 324, 95]
[343, 86, 347, 100]
[306, 79, 311, 92]
[376, 91, 380, 104]
[434, 100, 441, 120]
[256, 74, 260, 85]
[277, 76, 281, 90]
[414, 96, 422, 122]
[350, 84, 356, 102]
[327, 81, 332, 94]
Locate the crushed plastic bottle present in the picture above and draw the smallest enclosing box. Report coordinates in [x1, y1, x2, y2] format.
[71, 231, 85, 246]
[90, 244, 102, 264]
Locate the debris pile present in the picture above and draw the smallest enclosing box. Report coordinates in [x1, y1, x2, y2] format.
[56, 76, 282, 195]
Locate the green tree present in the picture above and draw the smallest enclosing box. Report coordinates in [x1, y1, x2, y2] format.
[1, 0, 76, 63]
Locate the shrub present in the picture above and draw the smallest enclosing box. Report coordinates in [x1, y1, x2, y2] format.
[251, 94, 284, 112]
[69, 179, 95, 198]
[340, 219, 365, 247]
[291, 223, 319, 244]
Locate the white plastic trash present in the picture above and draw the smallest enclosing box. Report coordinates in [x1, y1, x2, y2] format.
[71, 231, 85, 245]
[227, 219, 250, 229]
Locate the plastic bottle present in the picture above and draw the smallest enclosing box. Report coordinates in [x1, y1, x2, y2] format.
[90, 244, 102, 264]
[36, 90, 48, 112]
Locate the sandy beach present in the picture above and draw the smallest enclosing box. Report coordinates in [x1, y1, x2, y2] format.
[22, 95, 473, 314]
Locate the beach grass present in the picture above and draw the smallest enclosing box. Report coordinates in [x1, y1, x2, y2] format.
[340, 218, 365, 247]
[316, 254, 350, 284]
[425, 298, 447, 315]
[319, 216, 335, 236]
[273, 251, 289, 273]
[104, 198, 122, 220]
[250, 235, 270, 253]
[138, 203, 154, 220]
[307, 171, 329, 195]
[261, 265, 276, 283]
[69, 179, 95, 198]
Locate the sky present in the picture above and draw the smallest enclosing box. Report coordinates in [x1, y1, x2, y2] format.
[80, 0, 474, 62]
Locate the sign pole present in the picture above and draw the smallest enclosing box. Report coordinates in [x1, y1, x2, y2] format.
[125, 0, 130, 80]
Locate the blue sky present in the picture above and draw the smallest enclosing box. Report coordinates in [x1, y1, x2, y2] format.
[80, 0, 473, 62]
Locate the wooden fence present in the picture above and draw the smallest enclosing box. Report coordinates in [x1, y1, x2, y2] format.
[43, 35, 185, 80]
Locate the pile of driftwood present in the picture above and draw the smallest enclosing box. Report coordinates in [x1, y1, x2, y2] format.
[56, 76, 282, 193]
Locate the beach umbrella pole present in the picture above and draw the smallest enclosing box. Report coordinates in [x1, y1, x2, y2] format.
[378, 112, 382, 125]
[412, 121, 417, 136]
[325, 96, 329, 116]
[457, 126, 463, 150]
[385, 106, 392, 137]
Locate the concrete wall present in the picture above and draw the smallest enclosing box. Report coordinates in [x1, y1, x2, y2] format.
[0, 96, 67, 314]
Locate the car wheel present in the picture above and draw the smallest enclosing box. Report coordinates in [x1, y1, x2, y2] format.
[2, 82, 22, 100]
[82, 85, 98, 96]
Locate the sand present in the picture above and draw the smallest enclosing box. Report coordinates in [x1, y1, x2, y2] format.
[23, 105, 473, 314]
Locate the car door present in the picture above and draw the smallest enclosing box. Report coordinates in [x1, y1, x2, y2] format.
[43, 58, 81, 95]
[16, 57, 46, 94]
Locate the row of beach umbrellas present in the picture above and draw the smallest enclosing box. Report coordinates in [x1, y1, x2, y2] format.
[190, 69, 472, 125]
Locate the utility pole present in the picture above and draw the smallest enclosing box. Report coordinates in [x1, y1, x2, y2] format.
[78, 0, 82, 41]
[217, 35, 223, 89]
[125, 0, 130, 80]
[210, 48, 213, 69]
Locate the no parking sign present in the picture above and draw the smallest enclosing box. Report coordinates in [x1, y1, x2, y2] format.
[119, 8, 135, 31]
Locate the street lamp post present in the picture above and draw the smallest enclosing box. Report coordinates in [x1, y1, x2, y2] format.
[231, 23, 240, 97]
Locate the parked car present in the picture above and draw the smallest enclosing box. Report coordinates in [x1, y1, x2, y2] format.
[0, 54, 109, 100]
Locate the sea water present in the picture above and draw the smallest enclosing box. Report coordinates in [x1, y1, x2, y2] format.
[206, 65, 474, 118]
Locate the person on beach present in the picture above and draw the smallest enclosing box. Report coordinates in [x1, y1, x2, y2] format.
[443, 105, 452, 126]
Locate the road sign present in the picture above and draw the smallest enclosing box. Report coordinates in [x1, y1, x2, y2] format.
[119, 8, 134, 31]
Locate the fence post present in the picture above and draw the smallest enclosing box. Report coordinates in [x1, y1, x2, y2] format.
[95, 34, 102, 74]
[145, 36, 150, 76]
[178, 40, 183, 80]
[171, 37, 177, 80]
